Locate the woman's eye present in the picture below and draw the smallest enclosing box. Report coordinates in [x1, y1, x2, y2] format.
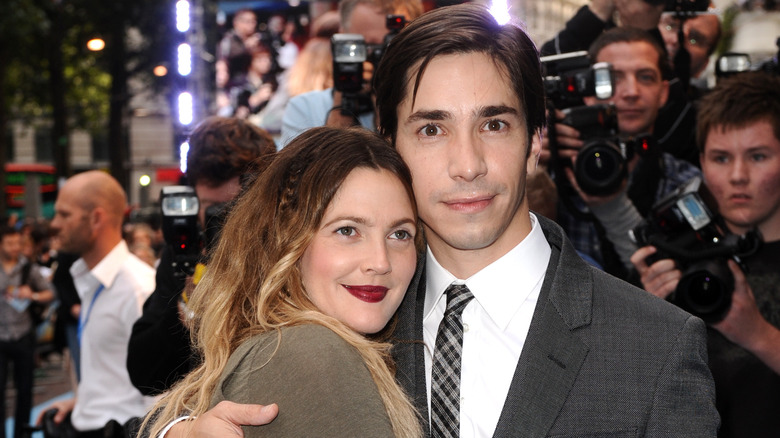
[391, 230, 413, 240]
[336, 227, 356, 236]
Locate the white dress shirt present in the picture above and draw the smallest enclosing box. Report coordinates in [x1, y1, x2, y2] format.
[423, 213, 551, 437]
[70, 240, 156, 431]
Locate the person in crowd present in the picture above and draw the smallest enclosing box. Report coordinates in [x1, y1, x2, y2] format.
[164, 4, 719, 437]
[51, 249, 82, 381]
[278, 0, 424, 147]
[38, 171, 156, 437]
[127, 117, 277, 397]
[216, 9, 262, 90]
[142, 126, 422, 438]
[631, 71, 780, 438]
[657, 10, 721, 85]
[285, 11, 340, 98]
[551, 27, 701, 276]
[223, 43, 279, 120]
[1, 225, 54, 438]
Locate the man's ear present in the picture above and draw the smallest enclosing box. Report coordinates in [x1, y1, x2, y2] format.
[527, 129, 543, 174]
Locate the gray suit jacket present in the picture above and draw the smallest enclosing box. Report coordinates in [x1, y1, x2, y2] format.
[391, 216, 719, 437]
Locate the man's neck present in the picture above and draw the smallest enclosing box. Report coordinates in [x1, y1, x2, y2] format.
[81, 235, 122, 271]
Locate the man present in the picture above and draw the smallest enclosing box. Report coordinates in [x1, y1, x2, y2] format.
[40, 171, 156, 436]
[278, 0, 423, 147]
[167, 4, 719, 437]
[1, 225, 53, 438]
[658, 11, 721, 84]
[631, 71, 780, 437]
[127, 116, 276, 396]
[553, 27, 701, 276]
[216, 9, 262, 89]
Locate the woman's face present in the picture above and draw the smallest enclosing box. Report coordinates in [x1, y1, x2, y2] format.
[301, 167, 418, 334]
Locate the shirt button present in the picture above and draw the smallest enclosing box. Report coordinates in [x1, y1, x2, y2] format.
[463, 323, 470, 332]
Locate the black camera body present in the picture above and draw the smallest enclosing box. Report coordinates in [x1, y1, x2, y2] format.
[630, 177, 762, 323]
[561, 104, 654, 196]
[160, 186, 229, 277]
[332, 15, 406, 117]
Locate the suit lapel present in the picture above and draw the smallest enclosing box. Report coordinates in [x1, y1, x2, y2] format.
[391, 254, 430, 427]
[493, 217, 593, 438]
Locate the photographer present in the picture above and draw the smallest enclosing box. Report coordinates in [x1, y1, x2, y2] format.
[541, 0, 721, 167]
[631, 72, 780, 437]
[551, 27, 700, 277]
[278, 0, 423, 148]
[127, 117, 276, 396]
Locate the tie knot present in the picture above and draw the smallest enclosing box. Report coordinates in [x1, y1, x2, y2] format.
[445, 283, 474, 315]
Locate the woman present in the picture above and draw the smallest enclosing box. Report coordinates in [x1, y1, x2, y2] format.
[143, 126, 422, 437]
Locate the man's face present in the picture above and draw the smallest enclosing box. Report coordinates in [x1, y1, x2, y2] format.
[233, 11, 257, 39]
[0, 233, 22, 263]
[343, 3, 388, 45]
[659, 13, 719, 78]
[194, 176, 242, 227]
[51, 188, 94, 256]
[394, 52, 540, 277]
[701, 120, 780, 238]
[584, 41, 669, 137]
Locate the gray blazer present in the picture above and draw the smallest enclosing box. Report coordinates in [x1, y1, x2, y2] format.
[391, 216, 719, 437]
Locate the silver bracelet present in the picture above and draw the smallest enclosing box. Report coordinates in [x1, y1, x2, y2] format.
[158, 415, 195, 438]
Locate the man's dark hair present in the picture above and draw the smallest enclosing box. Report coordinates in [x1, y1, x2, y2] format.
[0, 225, 20, 241]
[588, 27, 673, 80]
[696, 72, 780, 153]
[186, 117, 276, 187]
[374, 3, 547, 147]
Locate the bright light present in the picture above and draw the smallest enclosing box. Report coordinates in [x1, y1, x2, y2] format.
[178, 92, 193, 125]
[176, 0, 191, 32]
[177, 43, 192, 76]
[87, 38, 105, 51]
[153, 65, 168, 77]
[139, 175, 151, 186]
[489, 0, 511, 25]
[180, 141, 190, 173]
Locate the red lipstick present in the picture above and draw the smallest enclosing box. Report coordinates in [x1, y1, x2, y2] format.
[343, 285, 389, 303]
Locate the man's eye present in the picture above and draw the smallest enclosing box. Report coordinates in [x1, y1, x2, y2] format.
[484, 120, 506, 131]
[421, 124, 442, 136]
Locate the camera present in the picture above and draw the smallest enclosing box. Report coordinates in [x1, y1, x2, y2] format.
[542, 51, 614, 109]
[630, 177, 761, 323]
[543, 52, 650, 197]
[716, 37, 780, 80]
[560, 105, 654, 196]
[160, 186, 229, 277]
[331, 15, 407, 117]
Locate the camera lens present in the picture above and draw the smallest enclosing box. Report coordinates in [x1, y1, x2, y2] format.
[574, 141, 626, 196]
[675, 259, 734, 324]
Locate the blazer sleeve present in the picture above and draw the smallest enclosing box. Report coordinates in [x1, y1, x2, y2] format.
[215, 325, 395, 438]
[645, 314, 720, 437]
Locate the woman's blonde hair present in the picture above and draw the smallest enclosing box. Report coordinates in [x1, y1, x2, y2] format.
[286, 37, 334, 96]
[143, 126, 423, 438]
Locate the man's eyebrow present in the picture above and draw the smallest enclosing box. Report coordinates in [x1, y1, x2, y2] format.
[478, 105, 519, 118]
[405, 109, 452, 124]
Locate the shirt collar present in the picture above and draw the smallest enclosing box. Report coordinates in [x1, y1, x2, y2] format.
[424, 213, 551, 329]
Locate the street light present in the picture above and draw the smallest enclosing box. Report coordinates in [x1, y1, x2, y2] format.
[87, 38, 105, 51]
